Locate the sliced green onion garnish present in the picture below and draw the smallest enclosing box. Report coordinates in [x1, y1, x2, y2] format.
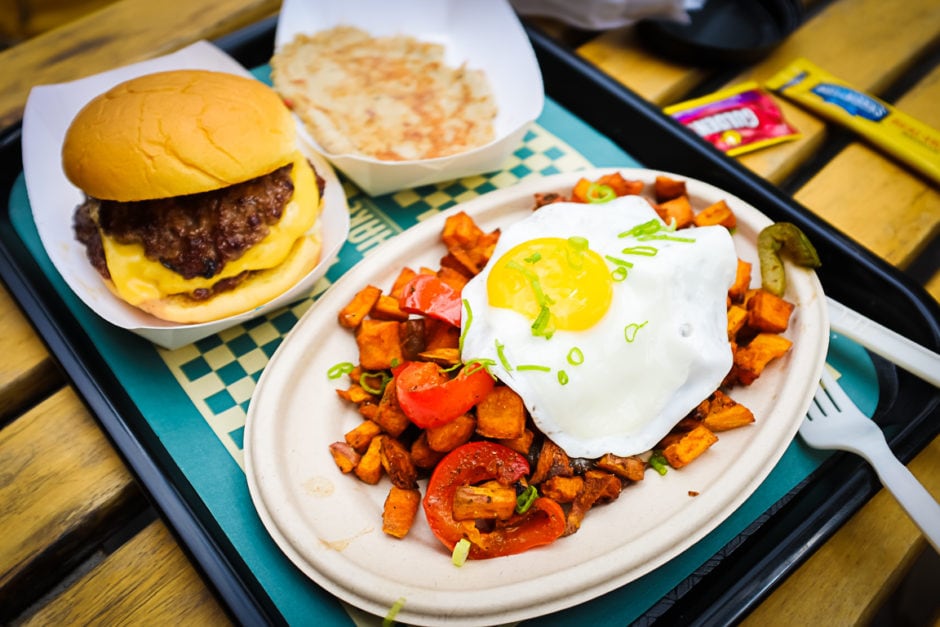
[327, 362, 355, 379]
[624, 321, 648, 343]
[517, 364, 551, 372]
[565, 236, 588, 270]
[605, 255, 634, 268]
[452, 538, 471, 567]
[459, 298, 474, 356]
[516, 485, 538, 514]
[495, 339, 513, 371]
[531, 304, 555, 339]
[621, 245, 659, 257]
[506, 261, 554, 308]
[359, 371, 390, 395]
[611, 266, 628, 282]
[568, 236, 589, 251]
[524, 252, 542, 264]
[383, 597, 406, 626]
[585, 182, 616, 203]
[557, 370, 569, 385]
[619, 218, 663, 239]
[463, 359, 497, 379]
[642, 233, 695, 243]
[567, 347, 584, 366]
[649, 452, 669, 476]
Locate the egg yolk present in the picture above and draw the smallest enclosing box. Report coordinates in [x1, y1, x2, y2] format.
[486, 237, 613, 331]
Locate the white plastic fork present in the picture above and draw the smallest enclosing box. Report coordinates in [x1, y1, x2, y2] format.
[800, 367, 940, 553]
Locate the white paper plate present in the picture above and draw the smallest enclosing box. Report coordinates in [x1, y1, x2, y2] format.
[21, 41, 350, 350]
[273, 0, 544, 196]
[244, 169, 828, 626]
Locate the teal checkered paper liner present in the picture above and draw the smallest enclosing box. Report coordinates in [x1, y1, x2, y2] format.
[9, 93, 878, 626]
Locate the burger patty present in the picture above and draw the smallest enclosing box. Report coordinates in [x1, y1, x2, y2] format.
[74, 162, 325, 300]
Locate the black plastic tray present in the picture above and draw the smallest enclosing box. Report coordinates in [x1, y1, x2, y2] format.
[1, 17, 938, 626]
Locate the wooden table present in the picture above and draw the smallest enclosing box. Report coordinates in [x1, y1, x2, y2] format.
[1, 0, 937, 624]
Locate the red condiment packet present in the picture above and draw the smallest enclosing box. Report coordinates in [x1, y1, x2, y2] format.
[664, 82, 800, 156]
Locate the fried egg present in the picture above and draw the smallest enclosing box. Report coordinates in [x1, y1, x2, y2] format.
[460, 196, 738, 458]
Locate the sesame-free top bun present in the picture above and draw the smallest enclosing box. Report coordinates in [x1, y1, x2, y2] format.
[62, 69, 298, 202]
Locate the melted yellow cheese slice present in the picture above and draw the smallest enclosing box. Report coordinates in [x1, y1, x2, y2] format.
[103, 153, 320, 305]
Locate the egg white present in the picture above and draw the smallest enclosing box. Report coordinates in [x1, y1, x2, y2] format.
[460, 196, 738, 458]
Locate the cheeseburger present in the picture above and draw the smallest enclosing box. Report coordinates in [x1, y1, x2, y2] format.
[63, 69, 325, 324]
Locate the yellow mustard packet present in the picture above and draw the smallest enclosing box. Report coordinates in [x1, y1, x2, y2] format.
[766, 58, 940, 185]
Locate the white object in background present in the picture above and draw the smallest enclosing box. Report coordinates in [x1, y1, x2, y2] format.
[274, 0, 544, 196]
[509, 0, 704, 30]
[827, 297, 940, 388]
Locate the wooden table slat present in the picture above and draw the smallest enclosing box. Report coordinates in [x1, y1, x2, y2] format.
[20, 520, 231, 626]
[0, 0, 281, 131]
[0, 387, 147, 622]
[794, 63, 940, 269]
[0, 283, 63, 424]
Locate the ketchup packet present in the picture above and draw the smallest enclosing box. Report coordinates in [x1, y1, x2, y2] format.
[665, 82, 799, 156]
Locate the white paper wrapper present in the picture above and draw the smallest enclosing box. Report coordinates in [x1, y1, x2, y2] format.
[273, 0, 544, 196]
[21, 41, 350, 350]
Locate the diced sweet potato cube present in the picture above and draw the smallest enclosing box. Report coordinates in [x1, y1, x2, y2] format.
[497, 428, 535, 456]
[424, 319, 460, 351]
[335, 384, 376, 405]
[442, 211, 491, 275]
[381, 437, 418, 489]
[453, 481, 517, 521]
[437, 265, 470, 292]
[654, 195, 694, 229]
[728, 304, 749, 340]
[374, 381, 411, 437]
[410, 432, 446, 468]
[382, 486, 421, 539]
[534, 191, 567, 208]
[390, 267, 418, 300]
[694, 199, 737, 228]
[356, 319, 403, 371]
[654, 175, 687, 202]
[358, 402, 379, 421]
[595, 453, 646, 482]
[663, 425, 718, 469]
[596, 172, 645, 196]
[338, 285, 382, 329]
[345, 419, 383, 453]
[731, 333, 794, 385]
[370, 295, 410, 321]
[417, 347, 461, 366]
[529, 439, 573, 485]
[703, 402, 755, 431]
[475, 386, 527, 440]
[540, 475, 584, 503]
[728, 259, 752, 302]
[571, 177, 593, 203]
[426, 414, 476, 452]
[354, 435, 385, 484]
[565, 470, 622, 535]
[329, 442, 360, 473]
[399, 319, 426, 361]
[747, 289, 795, 333]
[693, 390, 756, 431]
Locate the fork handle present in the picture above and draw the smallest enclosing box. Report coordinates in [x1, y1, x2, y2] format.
[866, 447, 940, 553]
[827, 297, 940, 388]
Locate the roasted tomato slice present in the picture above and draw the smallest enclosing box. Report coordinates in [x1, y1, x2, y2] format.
[399, 274, 463, 327]
[394, 361, 494, 429]
[423, 441, 566, 559]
